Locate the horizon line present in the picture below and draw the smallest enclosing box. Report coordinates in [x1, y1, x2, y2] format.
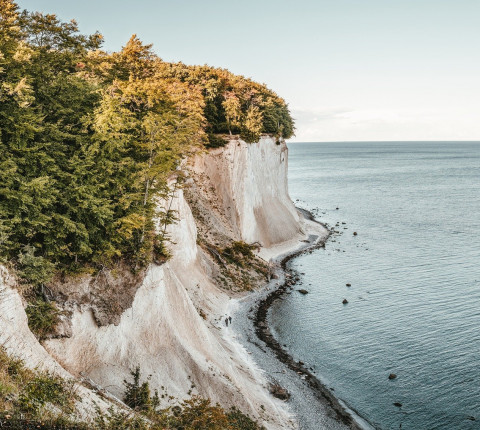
[287, 140, 480, 143]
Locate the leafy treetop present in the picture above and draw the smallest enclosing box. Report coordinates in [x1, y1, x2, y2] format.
[0, 1, 294, 284]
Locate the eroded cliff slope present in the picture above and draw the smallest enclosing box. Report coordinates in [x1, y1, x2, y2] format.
[0, 136, 309, 428]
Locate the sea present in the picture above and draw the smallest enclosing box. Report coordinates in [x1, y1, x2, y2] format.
[270, 142, 480, 430]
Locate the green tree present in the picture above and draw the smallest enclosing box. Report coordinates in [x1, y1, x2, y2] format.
[0, 1, 294, 282]
[222, 91, 241, 135]
[123, 366, 153, 412]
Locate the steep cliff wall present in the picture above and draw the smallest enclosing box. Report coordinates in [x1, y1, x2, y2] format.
[0, 266, 115, 419]
[191, 136, 302, 248]
[44, 188, 292, 423]
[0, 137, 307, 428]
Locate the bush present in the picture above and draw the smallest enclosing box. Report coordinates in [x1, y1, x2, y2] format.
[0, 348, 76, 424]
[231, 242, 255, 258]
[18, 373, 73, 415]
[205, 134, 228, 149]
[94, 407, 149, 430]
[152, 237, 171, 265]
[160, 397, 264, 430]
[17, 245, 55, 288]
[25, 298, 61, 339]
[227, 406, 262, 430]
[222, 241, 256, 267]
[123, 367, 157, 413]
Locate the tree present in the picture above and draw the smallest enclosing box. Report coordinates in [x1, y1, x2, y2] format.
[91, 38, 204, 266]
[222, 91, 241, 135]
[0, 4, 103, 268]
[0, 1, 294, 281]
[123, 366, 153, 412]
[241, 104, 263, 143]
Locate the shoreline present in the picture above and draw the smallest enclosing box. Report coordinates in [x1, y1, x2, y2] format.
[231, 208, 374, 429]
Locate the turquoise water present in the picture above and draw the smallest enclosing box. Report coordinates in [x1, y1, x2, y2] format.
[270, 142, 480, 429]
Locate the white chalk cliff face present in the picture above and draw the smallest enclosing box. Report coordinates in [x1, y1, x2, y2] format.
[0, 266, 114, 419]
[192, 136, 301, 247]
[0, 137, 303, 428]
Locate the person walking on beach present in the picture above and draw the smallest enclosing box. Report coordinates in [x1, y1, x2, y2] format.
[225, 318, 229, 327]
[228, 316, 232, 324]
[267, 259, 273, 281]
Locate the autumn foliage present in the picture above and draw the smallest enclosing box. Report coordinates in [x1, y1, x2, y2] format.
[0, 0, 294, 282]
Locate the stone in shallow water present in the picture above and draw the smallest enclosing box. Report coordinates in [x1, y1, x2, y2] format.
[389, 373, 397, 380]
[298, 289, 309, 295]
[269, 384, 290, 400]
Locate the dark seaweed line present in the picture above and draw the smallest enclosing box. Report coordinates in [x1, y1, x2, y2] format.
[253, 209, 366, 430]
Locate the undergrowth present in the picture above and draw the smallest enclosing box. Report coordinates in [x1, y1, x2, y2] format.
[120, 366, 263, 429]
[0, 347, 78, 428]
[217, 241, 268, 291]
[221, 241, 256, 265]
[0, 352, 264, 430]
[95, 397, 264, 430]
[25, 297, 62, 339]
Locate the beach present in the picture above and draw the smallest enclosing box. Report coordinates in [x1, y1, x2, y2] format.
[227, 209, 373, 430]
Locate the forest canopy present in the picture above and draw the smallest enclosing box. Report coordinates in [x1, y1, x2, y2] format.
[0, 0, 294, 283]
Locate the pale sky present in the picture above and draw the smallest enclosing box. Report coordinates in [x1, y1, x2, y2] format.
[16, 0, 480, 142]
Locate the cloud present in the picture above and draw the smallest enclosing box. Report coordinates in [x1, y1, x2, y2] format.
[291, 107, 354, 123]
[289, 106, 480, 142]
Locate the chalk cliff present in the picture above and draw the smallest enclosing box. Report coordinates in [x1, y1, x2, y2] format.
[0, 136, 311, 428]
[191, 136, 301, 247]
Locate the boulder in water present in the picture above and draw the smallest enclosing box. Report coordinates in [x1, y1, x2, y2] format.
[269, 384, 290, 400]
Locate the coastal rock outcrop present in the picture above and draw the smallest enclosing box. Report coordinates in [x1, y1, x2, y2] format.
[191, 136, 302, 247]
[0, 267, 115, 419]
[0, 136, 307, 429]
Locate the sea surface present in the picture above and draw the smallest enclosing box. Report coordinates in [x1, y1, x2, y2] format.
[270, 142, 480, 430]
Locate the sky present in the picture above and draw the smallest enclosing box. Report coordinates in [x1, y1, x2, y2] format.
[16, 0, 480, 142]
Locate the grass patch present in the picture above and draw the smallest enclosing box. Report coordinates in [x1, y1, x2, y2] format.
[0, 351, 264, 429]
[0, 347, 78, 427]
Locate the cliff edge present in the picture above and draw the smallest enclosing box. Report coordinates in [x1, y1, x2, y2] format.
[0, 136, 315, 429]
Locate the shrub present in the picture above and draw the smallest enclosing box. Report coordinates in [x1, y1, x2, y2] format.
[161, 397, 264, 430]
[227, 406, 262, 430]
[205, 133, 228, 149]
[94, 407, 149, 430]
[123, 367, 157, 413]
[25, 297, 61, 339]
[0, 348, 76, 424]
[231, 242, 255, 258]
[152, 236, 171, 265]
[18, 373, 74, 415]
[17, 245, 55, 288]
[222, 241, 256, 266]
[168, 397, 229, 429]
